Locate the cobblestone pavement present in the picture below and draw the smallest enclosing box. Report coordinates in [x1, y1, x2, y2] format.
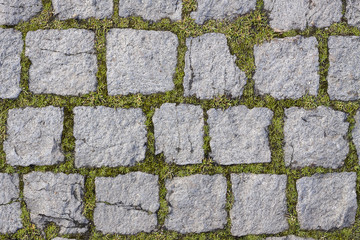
[1, 0, 360, 240]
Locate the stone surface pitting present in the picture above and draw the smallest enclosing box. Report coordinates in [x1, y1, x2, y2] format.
[26, 29, 97, 96]
[184, 33, 247, 99]
[74, 106, 147, 167]
[352, 110, 360, 165]
[346, 0, 360, 28]
[207, 106, 273, 165]
[153, 103, 204, 165]
[296, 172, 357, 231]
[165, 174, 227, 233]
[23, 172, 88, 234]
[284, 106, 349, 169]
[0, 0, 42, 25]
[107, 29, 178, 95]
[254, 36, 319, 99]
[4, 106, 64, 166]
[230, 173, 288, 236]
[266, 236, 314, 240]
[94, 172, 159, 234]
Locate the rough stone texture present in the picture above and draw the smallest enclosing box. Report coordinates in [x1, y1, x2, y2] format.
[184, 33, 246, 99]
[284, 106, 349, 169]
[0, 0, 42, 25]
[52, 0, 113, 20]
[190, 0, 256, 24]
[327, 36, 360, 101]
[107, 29, 178, 95]
[207, 106, 273, 165]
[94, 172, 159, 234]
[118, 0, 182, 21]
[153, 103, 204, 165]
[230, 174, 288, 236]
[254, 36, 319, 99]
[266, 236, 314, 240]
[346, 0, 360, 28]
[0, 29, 23, 99]
[26, 29, 97, 96]
[264, 0, 342, 32]
[296, 172, 357, 231]
[74, 106, 147, 167]
[352, 110, 360, 165]
[4, 106, 64, 166]
[165, 174, 227, 233]
[23, 172, 88, 234]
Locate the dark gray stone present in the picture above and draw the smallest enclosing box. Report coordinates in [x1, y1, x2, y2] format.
[352, 110, 360, 165]
[0, 0, 42, 25]
[266, 236, 314, 240]
[346, 0, 360, 28]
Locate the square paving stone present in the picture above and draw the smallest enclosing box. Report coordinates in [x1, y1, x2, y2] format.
[296, 172, 357, 231]
[4, 106, 64, 166]
[230, 174, 288, 236]
[253, 36, 319, 99]
[352, 110, 360, 165]
[284, 106, 349, 169]
[107, 29, 178, 95]
[0, 29, 23, 99]
[165, 174, 227, 233]
[153, 103, 204, 165]
[94, 172, 159, 234]
[23, 172, 88, 234]
[346, 0, 360, 28]
[207, 106, 273, 165]
[74, 106, 147, 168]
[184, 33, 247, 99]
[0, 0, 42, 25]
[26, 29, 97, 96]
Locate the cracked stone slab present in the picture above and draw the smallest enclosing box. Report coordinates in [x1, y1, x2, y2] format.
[0, 29, 23, 99]
[207, 106, 273, 165]
[74, 106, 147, 167]
[94, 172, 159, 234]
[230, 174, 288, 236]
[0, 0, 42, 25]
[4, 106, 64, 166]
[264, 0, 342, 31]
[327, 36, 360, 101]
[184, 33, 247, 99]
[346, 0, 360, 28]
[107, 29, 178, 95]
[153, 103, 204, 165]
[165, 174, 227, 233]
[254, 36, 319, 99]
[23, 172, 88, 234]
[296, 172, 357, 231]
[352, 110, 360, 165]
[284, 106, 349, 169]
[26, 29, 97, 96]
[118, 0, 182, 21]
[266, 236, 314, 240]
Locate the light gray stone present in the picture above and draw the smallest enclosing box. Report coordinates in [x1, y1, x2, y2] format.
[118, 0, 182, 21]
[352, 110, 360, 165]
[153, 103, 204, 165]
[284, 106, 349, 169]
[26, 29, 97, 96]
[52, 0, 113, 20]
[107, 29, 178, 95]
[0, 173, 19, 205]
[296, 172, 357, 230]
[266, 236, 314, 240]
[346, 0, 360, 28]
[230, 174, 288, 236]
[94, 172, 159, 234]
[0, 0, 42, 25]
[207, 106, 273, 165]
[0, 29, 23, 99]
[264, 0, 342, 32]
[254, 36, 319, 99]
[23, 172, 88, 234]
[190, 0, 256, 24]
[74, 106, 147, 167]
[327, 36, 360, 101]
[4, 106, 64, 166]
[165, 174, 227, 233]
[184, 33, 247, 99]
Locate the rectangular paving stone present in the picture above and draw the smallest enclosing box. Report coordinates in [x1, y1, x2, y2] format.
[153, 103, 204, 165]
[352, 110, 360, 165]
[26, 29, 97, 96]
[296, 172, 357, 231]
[284, 106, 349, 169]
[254, 36, 319, 99]
[4, 106, 64, 166]
[74, 106, 147, 168]
[0, 0, 42, 25]
[230, 174, 288, 236]
[346, 0, 360, 28]
[106, 29, 178, 95]
[94, 172, 159, 234]
[207, 106, 273, 165]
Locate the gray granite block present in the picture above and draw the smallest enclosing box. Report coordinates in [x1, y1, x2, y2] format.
[352, 110, 360, 165]
[346, 0, 360, 28]
[0, 0, 42, 25]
